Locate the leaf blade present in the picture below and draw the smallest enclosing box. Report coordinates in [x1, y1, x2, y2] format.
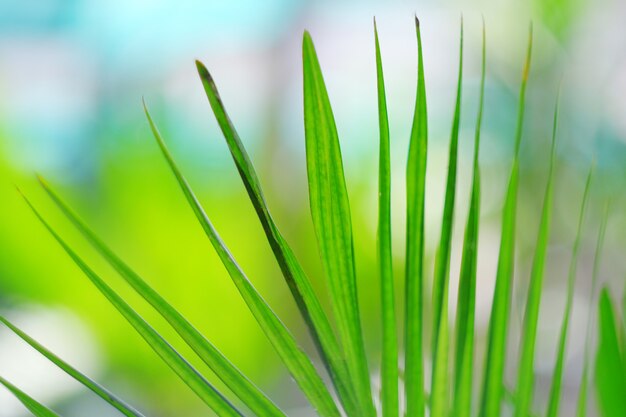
[37, 177, 285, 417]
[19, 193, 243, 417]
[545, 164, 594, 417]
[302, 31, 375, 417]
[479, 23, 533, 417]
[430, 18, 464, 417]
[453, 19, 485, 417]
[405, 16, 428, 417]
[0, 376, 61, 417]
[0, 315, 145, 417]
[514, 87, 561, 417]
[374, 19, 399, 417]
[194, 59, 356, 415]
[143, 103, 341, 417]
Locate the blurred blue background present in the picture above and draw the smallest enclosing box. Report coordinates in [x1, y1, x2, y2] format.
[0, 0, 625, 416]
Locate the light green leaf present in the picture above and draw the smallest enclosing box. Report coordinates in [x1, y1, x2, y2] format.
[0, 376, 61, 417]
[143, 103, 341, 417]
[453, 19, 485, 417]
[595, 288, 626, 417]
[430, 17, 463, 417]
[0, 315, 145, 417]
[576, 202, 609, 417]
[546, 164, 594, 417]
[37, 177, 284, 417]
[19, 192, 243, 417]
[194, 59, 356, 415]
[514, 87, 561, 417]
[405, 16, 428, 417]
[374, 18, 399, 417]
[479, 23, 533, 417]
[302, 31, 375, 417]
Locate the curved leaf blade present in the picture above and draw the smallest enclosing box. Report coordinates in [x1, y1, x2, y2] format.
[19, 193, 243, 417]
[194, 59, 356, 415]
[143, 104, 341, 417]
[453, 19, 485, 417]
[430, 18, 463, 417]
[302, 31, 375, 417]
[514, 87, 561, 417]
[374, 19, 399, 417]
[0, 316, 145, 417]
[0, 377, 61, 417]
[545, 164, 594, 417]
[595, 288, 626, 417]
[479, 23, 533, 417]
[36, 178, 284, 417]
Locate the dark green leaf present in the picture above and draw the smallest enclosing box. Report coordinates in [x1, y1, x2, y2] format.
[0, 376, 61, 417]
[144, 103, 341, 417]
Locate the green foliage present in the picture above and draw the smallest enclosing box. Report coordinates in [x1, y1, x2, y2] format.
[1, 16, 622, 417]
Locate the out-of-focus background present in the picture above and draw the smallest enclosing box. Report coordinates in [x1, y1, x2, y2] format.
[0, 0, 624, 416]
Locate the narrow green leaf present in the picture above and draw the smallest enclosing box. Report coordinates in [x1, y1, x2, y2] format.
[374, 18, 399, 417]
[0, 315, 145, 417]
[19, 193, 243, 417]
[576, 202, 609, 417]
[514, 87, 561, 417]
[302, 31, 375, 417]
[479, 23, 533, 417]
[143, 103, 341, 417]
[0, 376, 61, 417]
[546, 164, 593, 417]
[430, 17, 463, 417]
[194, 60, 356, 415]
[405, 16, 428, 417]
[453, 19, 485, 417]
[36, 178, 284, 417]
[595, 288, 626, 417]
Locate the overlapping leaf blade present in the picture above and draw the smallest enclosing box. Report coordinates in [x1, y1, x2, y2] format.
[430, 18, 463, 417]
[514, 88, 561, 417]
[37, 177, 284, 417]
[194, 59, 356, 415]
[453, 19, 485, 417]
[405, 16, 428, 417]
[546, 164, 594, 417]
[20, 193, 243, 417]
[144, 103, 341, 417]
[0, 315, 145, 417]
[480, 23, 533, 417]
[302, 31, 375, 417]
[576, 202, 609, 417]
[595, 288, 626, 417]
[0, 376, 61, 417]
[374, 19, 399, 417]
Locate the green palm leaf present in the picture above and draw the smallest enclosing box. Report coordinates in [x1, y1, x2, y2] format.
[194, 59, 356, 415]
[36, 177, 285, 417]
[430, 17, 463, 417]
[546, 164, 594, 417]
[576, 202, 609, 417]
[595, 288, 626, 417]
[453, 18, 486, 417]
[374, 18, 399, 417]
[0, 376, 61, 417]
[405, 16, 428, 417]
[302, 31, 375, 417]
[19, 193, 243, 416]
[514, 87, 561, 417]
[0, 315, 145, 417]
[480, 23, 533, 417]
[144, 103, 341, 417]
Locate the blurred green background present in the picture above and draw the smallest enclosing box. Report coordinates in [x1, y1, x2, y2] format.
[0, 0, 625, 416]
